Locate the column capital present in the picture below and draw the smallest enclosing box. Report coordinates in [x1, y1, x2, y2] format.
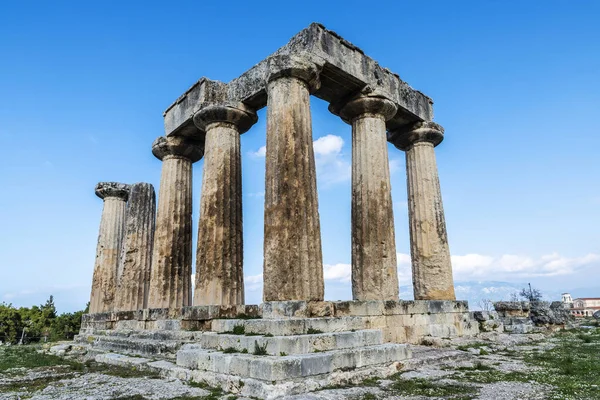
[266, 55, 321, 92]
[152, 136, 203, 162]
[330, 95, 397, 124]
[193, 103, 258, 134]
[95, 182, 130, 201]
[389, 121, 444, 151]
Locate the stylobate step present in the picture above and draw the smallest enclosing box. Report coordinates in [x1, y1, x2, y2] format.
[176, 343, 410, 381]
[187, 329, 383, 355]
[83, 335, 183, 359]
[211, 316, 385, 336]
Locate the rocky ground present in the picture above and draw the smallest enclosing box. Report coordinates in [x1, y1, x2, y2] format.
[1, 326, 599, 400]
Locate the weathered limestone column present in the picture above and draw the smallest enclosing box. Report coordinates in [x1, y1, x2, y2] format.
[192, 104, 257, 305]
[393, 121, 456, 300]
[89, 182, 130, 314]
[263, 55, 324, 301]
[147, 136, 203, 309]
[334, 96, 399, 300]
[114, 183, 156, 311]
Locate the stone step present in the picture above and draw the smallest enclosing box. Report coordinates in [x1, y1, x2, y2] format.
[211, 316, 385, 336]
[79, 329, 202, 342]
[82, 334, 184, 359]
[176, 343, 410, 381]
[187, 329, 383, 355]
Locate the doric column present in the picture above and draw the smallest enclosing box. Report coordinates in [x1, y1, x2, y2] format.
[89, 182, 130, 314]
[114, 183, 156, 311]
[147, 136, 203, 309]
[333, 95, 399, 300]
[392, 121, 455, 300]
[192, 104, 257, 305]
[263, 55, 324, 301]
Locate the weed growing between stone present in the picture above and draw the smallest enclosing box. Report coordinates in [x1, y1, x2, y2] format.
[253, 341, 268, 356]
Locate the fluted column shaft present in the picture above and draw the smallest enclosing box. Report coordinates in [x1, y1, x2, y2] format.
[148, 137, 203, 309]
[263, 56, 324, 301]
[399, 122, 455, 300]
[90, 182, 129, 314]
[115, 183, 156, 311]
[193, 104, 256, 305]
[336, 96, 399, 300]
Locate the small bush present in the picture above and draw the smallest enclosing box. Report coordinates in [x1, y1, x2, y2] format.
[222, 347, 238, 354]
[253, 341, 268, 356]
[232, 324, 245, 335]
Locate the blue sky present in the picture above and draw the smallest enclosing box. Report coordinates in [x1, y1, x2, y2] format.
[1, 1, 599, 312]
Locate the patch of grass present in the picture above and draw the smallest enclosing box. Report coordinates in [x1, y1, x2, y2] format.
[222, 347, 239, 354]
[306, 328, 324, 334]
[455, 342, 490, 352]
[577, 333, 592, 343]
[263, 333, 274, 337]
[451, 328, 600, 399]
[0, 345, 75, 371]
[360, 393, 377, 400]
[232, 324, 245, 335]
[0, 346, 162, 396]
[253, 341, 268, 356]
[279, 352, 287, 356]
[455, 361, 493, 372]
[0, 375, 67, 394]
[361, 377, 381, 386]
[389, 378, 477, 398]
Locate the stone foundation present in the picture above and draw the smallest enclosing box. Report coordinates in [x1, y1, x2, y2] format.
[80, 300, 477, 345]
[75, 300, 476, 398]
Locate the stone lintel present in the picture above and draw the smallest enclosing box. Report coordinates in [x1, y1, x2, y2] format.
[163, 23, 433, 138]
[163, 78, 227, 139]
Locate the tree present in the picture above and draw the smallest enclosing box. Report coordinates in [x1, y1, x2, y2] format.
[0, 303, 23, 344]
[519, 284, 543, 302]
[477, 299, 494, 311]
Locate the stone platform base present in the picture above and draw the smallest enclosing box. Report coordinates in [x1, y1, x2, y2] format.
[75, 300, 477, 398]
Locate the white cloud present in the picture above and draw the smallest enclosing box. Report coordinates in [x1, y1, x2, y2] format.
[314, 135, 350, 186]
[248, 135, 351, 186]
[249, 145, 266, 158]
[452, 252, 600, 281]
[245, 273, 264, 292]
[389, 158, 402, 175]
[313, 135, 344, 156]
[323, 263, 352, 282]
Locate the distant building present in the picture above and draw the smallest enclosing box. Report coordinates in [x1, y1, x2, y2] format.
[565, 296, 600, 317]
[561, 293, 573, 305]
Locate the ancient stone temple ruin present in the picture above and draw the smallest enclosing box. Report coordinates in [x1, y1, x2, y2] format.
[79, 23, 478, 398]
